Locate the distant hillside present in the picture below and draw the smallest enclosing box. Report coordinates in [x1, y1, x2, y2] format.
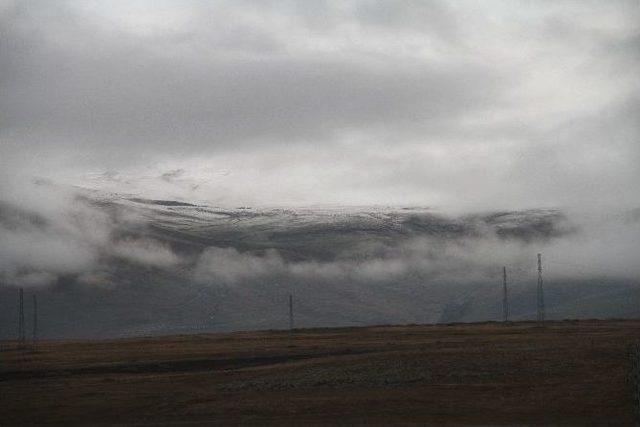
[0, 191, 637, 339]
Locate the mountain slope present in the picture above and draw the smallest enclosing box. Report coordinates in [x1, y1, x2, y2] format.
[0, 191, 637, 338]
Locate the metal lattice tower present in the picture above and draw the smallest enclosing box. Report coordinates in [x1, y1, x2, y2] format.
[18, 288, 25, 344]
[537, 253, 545, 325]
[32, 294, 38, 344]
[288, 294, 294, 331]
[502, 266, 509, 323]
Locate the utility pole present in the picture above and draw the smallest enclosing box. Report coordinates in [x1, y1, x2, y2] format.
[537, 253, 545, 326]
[502, 266, 509, 323]
[17, 289, 21, 342]
[18, 288, 25, 344]
[32, 294, 38, 345]
[288, 294, 294, 331]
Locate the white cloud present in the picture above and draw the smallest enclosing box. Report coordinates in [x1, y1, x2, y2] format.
[1, 1, 637, 210]
[112, 238, 182, 268]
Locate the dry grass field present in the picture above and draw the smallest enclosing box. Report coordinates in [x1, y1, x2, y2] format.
[2, 320, 640, 425]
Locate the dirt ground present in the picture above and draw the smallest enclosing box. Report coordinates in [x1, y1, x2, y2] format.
[2, 319, 640, 425]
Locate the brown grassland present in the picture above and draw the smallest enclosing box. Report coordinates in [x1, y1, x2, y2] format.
[2, 319, 640, 425]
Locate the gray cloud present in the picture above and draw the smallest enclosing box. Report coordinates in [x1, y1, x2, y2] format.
[112, 238, 182, 268]
[192, 213, 640, 288]
[0, 0, 638, 208]
[0, 180, 184, 288]
[1, 0, 638, 338]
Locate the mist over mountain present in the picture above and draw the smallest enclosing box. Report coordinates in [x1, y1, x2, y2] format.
[0, 1, 638, 339]
[1, 181, 638, 339]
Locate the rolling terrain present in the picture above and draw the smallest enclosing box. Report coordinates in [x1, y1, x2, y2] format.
[2, 319, 639, 425]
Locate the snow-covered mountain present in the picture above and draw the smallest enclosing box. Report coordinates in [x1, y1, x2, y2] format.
[0, 188, 638, 339]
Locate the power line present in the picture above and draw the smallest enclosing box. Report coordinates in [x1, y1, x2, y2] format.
[288, 294, 294, 331]
[537, 253, 545, 326]
[502, 266, 509, 323]
[32, 294, 38, 345]
[18, 288, 25, 345]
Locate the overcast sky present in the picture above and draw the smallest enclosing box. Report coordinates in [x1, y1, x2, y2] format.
[1, 0, 638, 210]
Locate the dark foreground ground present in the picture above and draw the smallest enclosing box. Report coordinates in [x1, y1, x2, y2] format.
[1, 320, 640, 425]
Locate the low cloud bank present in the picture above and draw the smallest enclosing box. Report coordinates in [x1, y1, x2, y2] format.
[1, 178, 639, 291]
[112, 238, 182, 268]
[0, 177, 184, 288]
[193, 216, 640, 289]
